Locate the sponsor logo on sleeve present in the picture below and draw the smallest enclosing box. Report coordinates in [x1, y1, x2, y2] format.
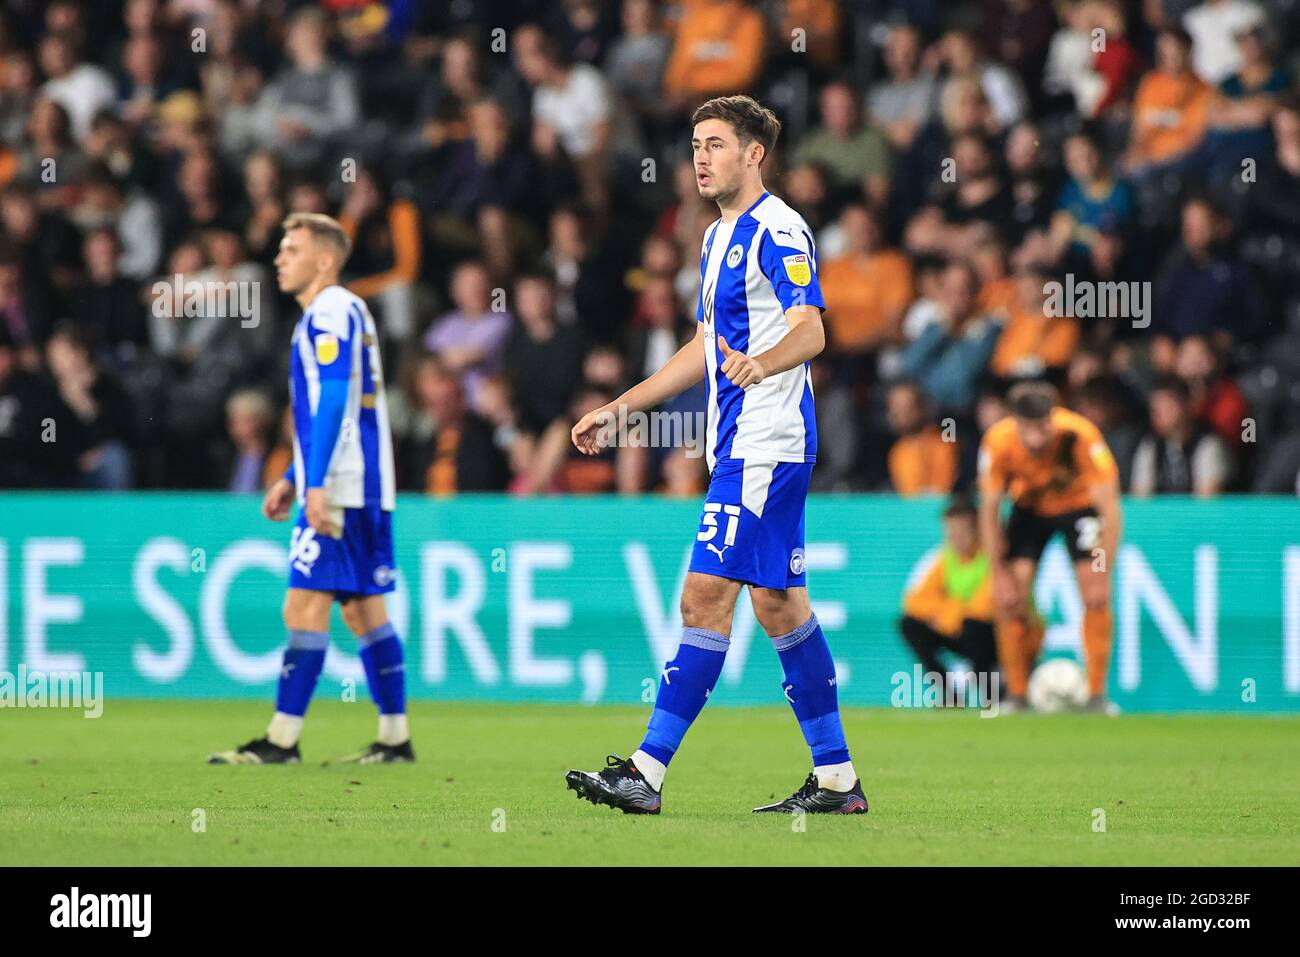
[315, 333, 339, 365]
[782, 254, 811, 286]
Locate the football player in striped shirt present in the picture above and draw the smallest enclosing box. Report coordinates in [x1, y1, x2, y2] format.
[565, 96, 866, 815]
[209, 213, 411, 765]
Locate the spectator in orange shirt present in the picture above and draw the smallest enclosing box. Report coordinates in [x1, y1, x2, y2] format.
[1124, 27, 1211, 177]
[822, 204, 913, 355]
[989, 262, 1080, 379]
[663, 0, 766, 109]
[886, 380, 959, 496]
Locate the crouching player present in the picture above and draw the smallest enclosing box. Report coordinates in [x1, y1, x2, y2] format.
[977, 381, 1122, 712]
[899, 495, 1016, 707]
[209, 213, 412, 764]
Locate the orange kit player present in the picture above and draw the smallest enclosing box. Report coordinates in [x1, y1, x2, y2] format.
[977, 381, 1123, 711]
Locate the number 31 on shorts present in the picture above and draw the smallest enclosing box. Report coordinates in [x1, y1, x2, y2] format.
[697, 502, 741, 546]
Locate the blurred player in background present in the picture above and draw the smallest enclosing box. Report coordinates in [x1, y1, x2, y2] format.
[978, 381, 1123, 712]
[565, 96, 866, 815]
[209, 213, 412, 764]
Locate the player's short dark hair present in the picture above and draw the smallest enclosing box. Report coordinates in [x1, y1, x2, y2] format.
[1007, 380, 1058, 420]
[1160, 26, 1194, 50]
[692, 95, 782, 162]
[942, 495, 978, 521]
[281, 212, 352, 262]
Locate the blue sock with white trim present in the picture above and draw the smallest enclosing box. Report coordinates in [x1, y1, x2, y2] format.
[773, 614, 853, 777]
[275, 629, 328, 717]
[358, 622, 406, 716]
[636, 627, 730, 786]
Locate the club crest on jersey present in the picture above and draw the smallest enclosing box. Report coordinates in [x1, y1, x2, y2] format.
[726, 243, 744, 268]
[782, 254, 811, 286]
[315, 333, 340, 365]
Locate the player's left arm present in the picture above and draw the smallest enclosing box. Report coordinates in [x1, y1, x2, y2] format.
[718, 227, 826, 389]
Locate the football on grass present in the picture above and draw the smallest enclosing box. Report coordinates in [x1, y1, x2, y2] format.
[1028, 658, 1089, 713]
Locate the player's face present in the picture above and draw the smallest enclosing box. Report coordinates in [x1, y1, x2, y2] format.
[274, 228, 321, 295]
[944, 515, 978, 556]
[692, 119, 751, 203]
[1016, 416, 1056, 455]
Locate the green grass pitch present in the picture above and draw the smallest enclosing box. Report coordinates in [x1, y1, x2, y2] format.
[3, 700, 1298, 866]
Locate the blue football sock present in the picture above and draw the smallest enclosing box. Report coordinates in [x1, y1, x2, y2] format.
[773, 614, 851, 767]
[638, 627, 730, 767]
[275, 630, 328, 717]
[358, 622, 406, 715]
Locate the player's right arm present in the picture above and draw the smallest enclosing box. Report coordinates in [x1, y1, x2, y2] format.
[262, 471, 295, 520]
[572, 324, 706, 455]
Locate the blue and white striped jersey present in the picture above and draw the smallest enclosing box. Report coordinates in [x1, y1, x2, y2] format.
[288, 285, 396, 510]
[697, 191, 823, 472]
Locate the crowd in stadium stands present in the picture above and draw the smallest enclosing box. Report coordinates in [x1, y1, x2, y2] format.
[2, 0, 1300, 497]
